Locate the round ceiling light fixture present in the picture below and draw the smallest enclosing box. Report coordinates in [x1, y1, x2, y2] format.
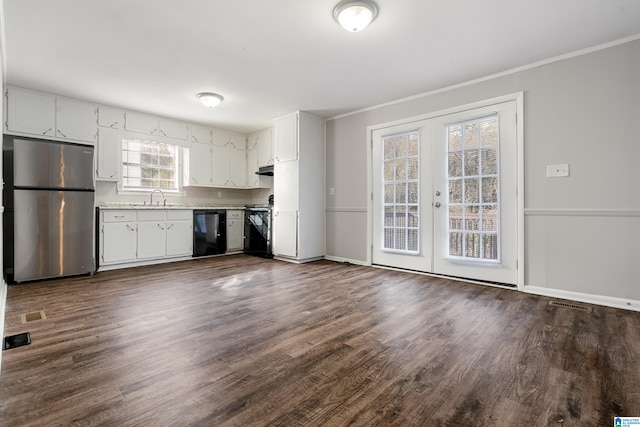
[333, 0, 378, 32]
[196, 92, 224, 108]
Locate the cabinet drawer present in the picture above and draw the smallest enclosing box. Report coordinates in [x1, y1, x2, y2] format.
[167, 210, 192, 221]
[227, 210, 243, 220]
[137, 210, 166, 221]
[103, 211, 136, 222]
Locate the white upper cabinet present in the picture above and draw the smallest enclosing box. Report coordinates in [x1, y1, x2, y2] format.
[190, 124, 212, 143]
[97, 106, 122, 128]
[124, 111, 188, 140]
[6, 87, 56, 137]
[5, 87, 98, 144]
[124, 111, 159, 135]
[56, 97, 98, 143]
[187, 141, 213, 186]
[96, 127, 121, 181]
[274, 113, 297, 163]
[257, 127, 273, 167]
[228, 146, 246, 187]
[158, 118, 188, 140]
[211, 144, 230, 186]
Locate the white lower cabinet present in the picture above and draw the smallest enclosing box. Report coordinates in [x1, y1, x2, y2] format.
[101, 211, 137, 264]
[226, 210, 243, 252]
[100, 209, 193, 268]
[166, 211, 193, 256]
[137, 210, 167, 260]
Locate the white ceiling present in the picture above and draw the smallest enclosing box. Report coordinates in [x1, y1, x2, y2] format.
[3, 0, 640, 134]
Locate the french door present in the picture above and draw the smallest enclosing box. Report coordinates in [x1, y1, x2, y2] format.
[371, 100, 518, 285]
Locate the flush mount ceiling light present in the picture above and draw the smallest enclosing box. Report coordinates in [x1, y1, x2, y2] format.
[333, 0, 378, 32]
[196, 92, 224, 108]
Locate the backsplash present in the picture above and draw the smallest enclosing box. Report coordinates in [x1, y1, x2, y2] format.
[96, 181, 272, 207]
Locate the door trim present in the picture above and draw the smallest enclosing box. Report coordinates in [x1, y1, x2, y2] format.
[366, 92, 525, 290]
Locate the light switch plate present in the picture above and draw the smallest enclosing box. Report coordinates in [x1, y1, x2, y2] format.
[546, 163, 570, 178]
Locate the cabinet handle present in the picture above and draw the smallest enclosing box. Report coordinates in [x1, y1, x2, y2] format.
[167, 224, 173, 230]
[57, 129, 67, 138]
[114, 215, 125, 218]
[151, 128, 158, 134]
[42, 128, 53, 135]
[126, 224, 135, 231]
[110, 122, 118, 128]
[157, 224, 165, 230]
[159, 129, 166, 136]
[110, 171, 118, 178]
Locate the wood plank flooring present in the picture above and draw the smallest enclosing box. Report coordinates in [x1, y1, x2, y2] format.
[1, 255, 640, 426]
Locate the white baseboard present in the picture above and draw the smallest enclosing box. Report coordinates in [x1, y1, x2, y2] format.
[323, 255, 369, 266]
[523, 285, 640, 312]
[0, 279, 7, 371]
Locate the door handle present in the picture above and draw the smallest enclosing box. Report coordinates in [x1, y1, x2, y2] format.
[435, 190, 441, 196]
[434, 202, 441, 208]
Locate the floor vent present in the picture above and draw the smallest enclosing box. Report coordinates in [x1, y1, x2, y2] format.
[22, 311, 46, 323]
[3, 332, 31, 350]
[549, 301, 592, 312]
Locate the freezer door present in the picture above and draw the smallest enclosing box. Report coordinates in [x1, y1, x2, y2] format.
[13, 139, 94, 189]
[14, 189, 95, 282]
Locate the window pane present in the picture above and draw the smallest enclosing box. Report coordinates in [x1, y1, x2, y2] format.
[449, 179, 462, 203]
[483, 234, 498, 260]
[445, 115, 500, 262]
[449, 152, 462, 177]
[480, 118, 498, 147]
[381, 131, 420, 254]
[449, 232, 463, 256]
[464, 150, 479, 176]
[481, 149, 498, 175]
[448, 125, 462, 151]
[449, 205, 462, 230]
[464, 122, 479, 149]
[465, 233, 481, 258]
[482, 177, 498, 203]
[122, 139, 179, 191]
[464, 178, 479, 204]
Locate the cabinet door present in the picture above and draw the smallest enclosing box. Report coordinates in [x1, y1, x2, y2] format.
[56, 98, 98, 143]
[97, 106, 122, 128]
[124, 111, 159, 135]
[273, 210, 298, 258]
[211, 144, 230, 186]
[97, 127, 121, 181]
[6, 87, 56, 136]
[159, 118, 188, 140]
[166, 220, 193, 257]
[228, 147, 246, 187]
[187, 141, 212, 186]
[246, 147, 259, 188]
[190, 124, 211, 143]
[274, 160, 299, 211]
[274, 113, 298, 163]
[226, 210, 244, 251]
[257, 128, 273, 167]
[137, 221, 167, 259]
[102, 222, 137, 264]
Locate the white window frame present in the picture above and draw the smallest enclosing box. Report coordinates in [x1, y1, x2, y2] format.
[117, 135, 187, 196]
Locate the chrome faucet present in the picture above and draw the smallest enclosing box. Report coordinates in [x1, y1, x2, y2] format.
[150, 189, 166, 206]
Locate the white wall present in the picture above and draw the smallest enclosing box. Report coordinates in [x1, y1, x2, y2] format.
[0, 0, 7, 367]
[326, 37, 640, 307]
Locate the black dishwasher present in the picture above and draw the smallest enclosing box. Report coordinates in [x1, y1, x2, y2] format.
[193, 210, 226, 256]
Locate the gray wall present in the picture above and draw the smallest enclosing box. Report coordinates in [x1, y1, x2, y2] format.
[326, 38, 640, 304]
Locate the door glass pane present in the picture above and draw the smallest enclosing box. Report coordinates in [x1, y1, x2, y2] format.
[446, 114, 500, 262]
[382, 131, 420, 254]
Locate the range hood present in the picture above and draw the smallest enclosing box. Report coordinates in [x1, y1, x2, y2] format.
[255, 165, 274, 176]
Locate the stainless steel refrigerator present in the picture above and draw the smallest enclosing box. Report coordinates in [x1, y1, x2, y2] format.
[3, 136, 95, 283]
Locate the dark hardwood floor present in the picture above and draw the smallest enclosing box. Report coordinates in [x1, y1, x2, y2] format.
[1, 255, 639, 426]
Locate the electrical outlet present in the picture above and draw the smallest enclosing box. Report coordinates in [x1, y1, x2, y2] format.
[546, 163, 570, 178]
[329, 187, 335, 196]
